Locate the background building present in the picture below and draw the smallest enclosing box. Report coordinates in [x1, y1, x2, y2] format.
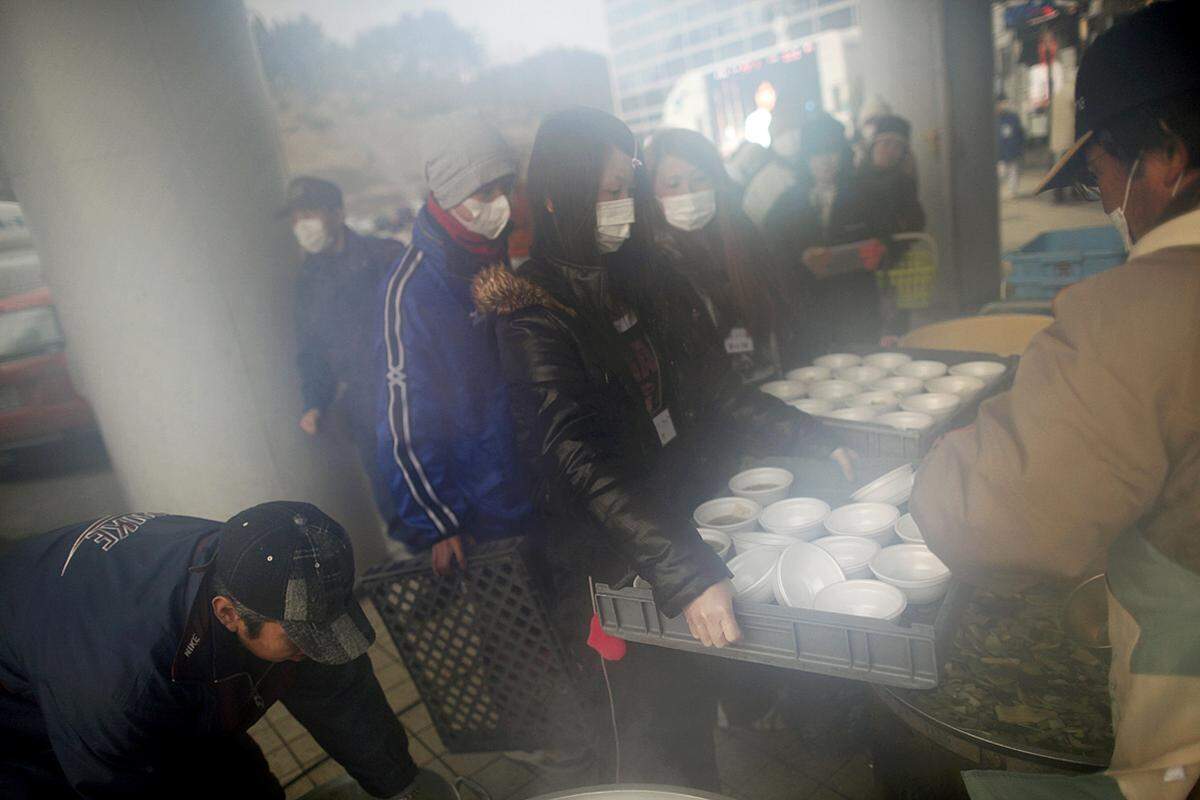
[604, 0, 860, 135]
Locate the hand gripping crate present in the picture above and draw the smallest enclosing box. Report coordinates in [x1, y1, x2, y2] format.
[360, 537, 590, 753]
[595, 581, 972, 690]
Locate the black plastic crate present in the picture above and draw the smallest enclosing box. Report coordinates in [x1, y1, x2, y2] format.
[360, 538, 589, 753]
[595, 580, 972, 690]
[815, 347, 1018, 460]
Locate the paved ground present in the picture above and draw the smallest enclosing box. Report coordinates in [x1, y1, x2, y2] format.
[998, 153, 1108, 254]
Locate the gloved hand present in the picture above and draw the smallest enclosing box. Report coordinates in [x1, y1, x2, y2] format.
[683, 579, 742, 648]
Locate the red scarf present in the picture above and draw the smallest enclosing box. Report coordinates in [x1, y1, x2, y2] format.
[426, 194, 508, 260]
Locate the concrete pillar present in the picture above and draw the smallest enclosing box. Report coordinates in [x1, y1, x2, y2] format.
[858, 0, 1000, 314]
[0, 1, 386, 566]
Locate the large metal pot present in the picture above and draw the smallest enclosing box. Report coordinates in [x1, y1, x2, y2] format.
[526, 786, 736, 800]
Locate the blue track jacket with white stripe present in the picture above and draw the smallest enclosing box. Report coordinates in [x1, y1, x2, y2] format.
[373, 207, 534, 549]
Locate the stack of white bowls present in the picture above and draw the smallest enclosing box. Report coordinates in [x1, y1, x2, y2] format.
[782, 352, 1009, 432]
[869, 543, 952, 604]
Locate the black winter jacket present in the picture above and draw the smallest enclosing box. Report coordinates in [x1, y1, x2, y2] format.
[472, 254, 833, 617]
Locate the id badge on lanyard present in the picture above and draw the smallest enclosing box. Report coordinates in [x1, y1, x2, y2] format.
[652, 408, 677, 446]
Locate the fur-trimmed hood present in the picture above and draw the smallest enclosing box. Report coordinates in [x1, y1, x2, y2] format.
[472, 264, 574, 317]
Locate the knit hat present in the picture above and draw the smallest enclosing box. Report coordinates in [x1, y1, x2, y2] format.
[800, 112, 849, 157]
[423, 111, 518, 209]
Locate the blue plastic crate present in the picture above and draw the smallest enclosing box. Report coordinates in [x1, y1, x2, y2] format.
[1003, 226, 1126, 300]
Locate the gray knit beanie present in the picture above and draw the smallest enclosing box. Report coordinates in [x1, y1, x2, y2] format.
[423, 111, 517, 209]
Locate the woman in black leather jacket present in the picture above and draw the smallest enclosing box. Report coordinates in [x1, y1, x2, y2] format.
[472, 107, 843, 788]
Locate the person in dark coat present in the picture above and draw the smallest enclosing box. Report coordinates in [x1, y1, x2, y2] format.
[0, 502, 453, 800]
[472, 107, 849, 790]
[646, 127, 809, 380]
[287, 177, 406, 511]
[996, 94, 1026, 199]
[857, 114, 926, 236]
[762, 112, 890, 354]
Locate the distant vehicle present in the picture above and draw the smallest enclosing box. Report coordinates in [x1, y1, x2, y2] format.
[0, 286, 97, 453]
[659, 26, 863, 156]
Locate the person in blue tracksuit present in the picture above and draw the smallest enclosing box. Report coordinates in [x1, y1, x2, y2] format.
[0, 502, 454, 800]
[375, 111, 535, 575]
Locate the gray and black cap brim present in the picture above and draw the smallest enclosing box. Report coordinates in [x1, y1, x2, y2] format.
[282, 602, 375, 665]
[1034, 130, 1094, 195]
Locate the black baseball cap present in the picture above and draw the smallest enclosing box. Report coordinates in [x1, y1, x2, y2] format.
[1037, 1, 1200, 193]
[279, 176, 343, 217]
[214, 501, 374, 665]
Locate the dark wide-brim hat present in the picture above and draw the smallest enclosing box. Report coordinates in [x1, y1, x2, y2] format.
[1036, 1, 1200, 193]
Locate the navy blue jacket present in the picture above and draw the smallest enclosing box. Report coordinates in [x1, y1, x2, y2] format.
[373, 207, 535, 549]
[996, 110, 1026, 163]
[295, 227, 406, 448]
[0, 514, 416, 798]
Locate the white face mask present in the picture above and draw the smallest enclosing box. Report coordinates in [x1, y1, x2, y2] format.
[595, 197, 635, 254]
[458, 194, 511, 240]
[1108, 155, 1140, 251]
[659, 189, 717, 232]
[293, 218, 332, 254]
[773, 130, 802, 160]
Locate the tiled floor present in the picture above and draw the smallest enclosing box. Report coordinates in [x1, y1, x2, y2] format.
[248, 601, 882, 800]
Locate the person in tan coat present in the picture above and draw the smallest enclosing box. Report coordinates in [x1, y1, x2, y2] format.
[910, 4, 1200, 798]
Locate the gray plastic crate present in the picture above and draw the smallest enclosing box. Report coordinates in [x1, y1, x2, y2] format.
[815, 348, 1017, 460]
[595, 580, 972, 690]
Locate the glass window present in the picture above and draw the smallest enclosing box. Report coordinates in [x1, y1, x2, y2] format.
[818, 7, 855, 31]
[750, 31, 775, 50]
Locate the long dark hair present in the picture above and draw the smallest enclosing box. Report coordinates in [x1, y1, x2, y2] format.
[527, 106, 645, 267]
[645, 127, 783, 339]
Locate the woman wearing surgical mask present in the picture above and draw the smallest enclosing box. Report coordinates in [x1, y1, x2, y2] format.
[473, 107, 844, 790]
[646, 128, 807, 380]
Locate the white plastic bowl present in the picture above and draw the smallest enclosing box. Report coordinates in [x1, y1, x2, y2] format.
[925, 375, 985, 398]
[698, 527, 735, 561]
[786, 365, 831, 383]
[814, 579, 907, 621]
[870, 544, 952, 604]
[896, 360, 949, 380]
[813, 353, 862, 370]
[759, 380, 807, 402]
[949, 360, 1007, 381]
[894, 513, 925, 545]
[693, 497, 762, 534]
[847, 390, 900, 414]
[727, 547, 782, 604]
[773, 541, 846, 608]
[731, 530, 806, 553]
[812, 535, 881, 580]
[851, 464, 915, 507]
[875, 411, 936, 431]
[824, 502, 901, 545]
[759, 497, 832, 539]
[863, 352, 914, 373]
[808, 380, 859, 405]
[901, 392, 962, 420]
[871, 376, 926, 397]
[728, 467, 794, 508]
[836, 365, 886, 386]
[823, 406, 877, 423]
[789, 398, 834, 416]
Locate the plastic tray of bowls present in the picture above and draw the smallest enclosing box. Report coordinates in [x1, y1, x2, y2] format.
[782, 347, 1018, 461]
[594, 578, 972, 690]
